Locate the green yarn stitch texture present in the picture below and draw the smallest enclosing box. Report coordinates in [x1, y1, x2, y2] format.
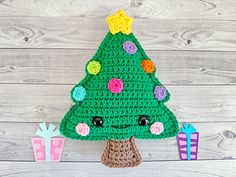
[60, 32, 179, 140]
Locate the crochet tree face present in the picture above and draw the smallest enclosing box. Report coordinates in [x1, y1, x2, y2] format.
[60, 10, 179, 167]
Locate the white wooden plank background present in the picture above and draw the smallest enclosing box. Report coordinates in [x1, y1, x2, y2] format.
[0, 0, 236, 20]
[0, 17, 236, 51]
[1, 84, 236, 122]
[1, 122, 236, 162]
[1, 160, 236, 177]
[0, 0, 236, 176]
[1, 49, 236, 85]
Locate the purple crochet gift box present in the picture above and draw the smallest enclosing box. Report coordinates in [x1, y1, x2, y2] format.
[177, 124, 199, 160]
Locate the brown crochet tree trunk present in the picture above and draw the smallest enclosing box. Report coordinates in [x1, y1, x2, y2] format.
[101, 137, 141, 168]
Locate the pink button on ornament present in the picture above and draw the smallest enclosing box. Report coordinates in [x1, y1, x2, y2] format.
[108, 78, 124, 93]
[76, 123, 90, 136]
[150, 122, 164, 135]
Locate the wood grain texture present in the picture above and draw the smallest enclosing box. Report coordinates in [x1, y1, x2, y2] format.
[0, 0, 236, 20]
[0, 84, 235, 123]
[0, 1, 236, 175]
[0, 160, 235, 177]
[1, 49, 236, 85]
[1, 122, 236, 162]
[0, 17, 236, 51]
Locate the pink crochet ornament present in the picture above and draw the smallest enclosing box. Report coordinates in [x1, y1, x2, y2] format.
[76, 123, 90, 136]
[150, 122, 164, 135]
[108, 78, 124, 93]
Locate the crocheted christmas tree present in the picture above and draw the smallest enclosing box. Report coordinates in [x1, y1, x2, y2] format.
[60, 10, 179, 168]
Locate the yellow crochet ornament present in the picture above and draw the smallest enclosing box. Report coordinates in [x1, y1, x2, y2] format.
[87, 61, 101, 75]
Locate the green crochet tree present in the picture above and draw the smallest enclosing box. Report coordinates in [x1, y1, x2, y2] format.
[60, 10, 179, 168]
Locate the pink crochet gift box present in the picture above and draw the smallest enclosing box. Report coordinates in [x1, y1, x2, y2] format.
[32, 122, 64, 162]
[32, 137, 64, 162]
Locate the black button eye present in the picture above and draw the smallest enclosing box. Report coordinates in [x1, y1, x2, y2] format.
[138, 115, 149, 126]
[92, 116, 103, 127]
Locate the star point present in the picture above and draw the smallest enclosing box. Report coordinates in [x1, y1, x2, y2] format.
[106, 10, 133, 35]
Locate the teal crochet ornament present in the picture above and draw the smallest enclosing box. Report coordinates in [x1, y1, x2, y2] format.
[60, 10, 179, 168]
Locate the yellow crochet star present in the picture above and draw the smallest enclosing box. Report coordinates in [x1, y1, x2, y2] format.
[106, 10, 133, 35]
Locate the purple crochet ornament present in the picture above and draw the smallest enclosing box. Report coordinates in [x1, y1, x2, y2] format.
[123, 41, 137, 54]
[154, 86, 166, 101]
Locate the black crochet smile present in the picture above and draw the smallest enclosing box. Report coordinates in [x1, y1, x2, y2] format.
[111, 125, 131, 129]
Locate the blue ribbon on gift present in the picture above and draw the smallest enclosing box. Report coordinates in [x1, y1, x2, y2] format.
[35, 122, 61, 161]
[181, 123, 197, 160]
